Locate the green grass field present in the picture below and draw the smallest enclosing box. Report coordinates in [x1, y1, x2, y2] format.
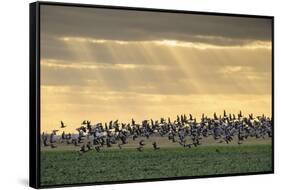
[41, 141, 272, 186]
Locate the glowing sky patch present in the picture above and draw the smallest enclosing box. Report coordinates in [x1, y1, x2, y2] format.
[59, 36, 271, 50]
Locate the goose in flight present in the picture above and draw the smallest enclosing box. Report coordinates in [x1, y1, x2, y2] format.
[60, 121, 66, 128]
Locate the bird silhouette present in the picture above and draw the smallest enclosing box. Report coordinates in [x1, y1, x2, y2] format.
[152, 142, 160, 150]
[60, 121, 66, 128]
[95, 146, 101, 152]
[139, 140, 145, 146]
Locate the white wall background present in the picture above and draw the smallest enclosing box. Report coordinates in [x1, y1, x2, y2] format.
[0, 0, 279, 189]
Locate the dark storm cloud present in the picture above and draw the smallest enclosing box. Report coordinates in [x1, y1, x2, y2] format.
[41, 5, 272, 44]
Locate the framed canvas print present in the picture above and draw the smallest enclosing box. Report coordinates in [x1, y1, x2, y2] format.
[29, 1, 274, 188]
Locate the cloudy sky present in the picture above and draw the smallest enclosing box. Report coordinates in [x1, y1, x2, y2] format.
[40, 5, 272, 132]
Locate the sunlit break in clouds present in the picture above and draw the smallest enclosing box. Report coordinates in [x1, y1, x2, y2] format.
[40, 5, 272, 132]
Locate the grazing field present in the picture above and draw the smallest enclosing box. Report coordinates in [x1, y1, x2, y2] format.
[41, 142, 272, 186]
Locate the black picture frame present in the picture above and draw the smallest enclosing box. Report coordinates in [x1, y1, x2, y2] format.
[30, 1, 274, 188]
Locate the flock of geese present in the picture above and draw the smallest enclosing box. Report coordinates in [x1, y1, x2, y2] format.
[41, 110, 272, 154]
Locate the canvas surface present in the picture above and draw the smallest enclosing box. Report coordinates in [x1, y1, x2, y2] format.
[38, 3, 273, 187]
